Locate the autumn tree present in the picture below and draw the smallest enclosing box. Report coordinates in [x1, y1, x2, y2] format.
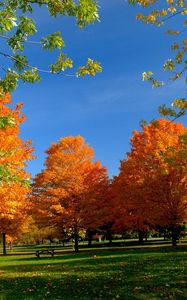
[0, 93, 34, 254]
[31, 136, 109, 252]
[113, 118, 187, 246]
[129, 0, 187, 117]
[18, 216, 62, 244]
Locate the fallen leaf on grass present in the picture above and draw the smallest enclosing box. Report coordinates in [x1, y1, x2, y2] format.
[27, 288, 34, 292]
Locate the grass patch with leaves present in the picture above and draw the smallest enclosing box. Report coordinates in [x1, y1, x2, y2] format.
[0, 247, 186, 300]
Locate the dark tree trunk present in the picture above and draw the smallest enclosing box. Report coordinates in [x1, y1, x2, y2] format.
[74, 234, 79, 253]
[74, 226, 79, 253]
[171, 227, 178, 247]
[138, 230, 144, 244]
[163, 229, 166, 241]
[2, 233, 6, 255]
[87, 230, 93, 247]
[106, 228, 113, 245]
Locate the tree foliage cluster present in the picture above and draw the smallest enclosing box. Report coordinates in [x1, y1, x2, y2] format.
[129, 0, 187, 117]
[31, 135, 110, 252]
[0, 0, 101, 96]
[112, 119, 187, 246]
[0, 93, 34, 238]
[0, 107, 186, 251]
[0, 0, 101, 178]
[27, 120, 187, 250]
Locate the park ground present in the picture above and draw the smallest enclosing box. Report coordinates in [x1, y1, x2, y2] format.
[0, 242, 186, 300]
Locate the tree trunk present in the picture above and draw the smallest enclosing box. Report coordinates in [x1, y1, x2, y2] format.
[2, 233, 6, 255]
[138, 230, 144, 244]
[106, 228, 112, 245]
[171, 227, 178, 247]
[74, 226, 79, 253]
[74, 234, 79, 253]
[163, 229, 166, 241]
[87, 230, 93, 247]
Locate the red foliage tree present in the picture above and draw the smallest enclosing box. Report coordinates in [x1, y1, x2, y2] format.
[113, 119, 187, 246]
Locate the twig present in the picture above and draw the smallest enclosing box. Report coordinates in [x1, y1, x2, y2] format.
[0, 50, 75, 77]
[0, 34, 42, 45]
[162, 9, 186, 23]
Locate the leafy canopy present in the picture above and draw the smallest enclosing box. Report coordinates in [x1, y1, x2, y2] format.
[32, 136, 108, 229]
[0, 93, 34, 236]
[31, 135, 109, 249]
[112, 118, 187, 241]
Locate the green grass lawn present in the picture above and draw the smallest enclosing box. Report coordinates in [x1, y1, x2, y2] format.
[2, 237, 187, 255]
[0, 247, 186, 300]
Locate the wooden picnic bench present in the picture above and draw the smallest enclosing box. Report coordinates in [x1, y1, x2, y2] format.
[35, 249, 55, 258]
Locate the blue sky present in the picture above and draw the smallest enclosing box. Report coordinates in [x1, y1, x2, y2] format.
[12, 0, 186, 178]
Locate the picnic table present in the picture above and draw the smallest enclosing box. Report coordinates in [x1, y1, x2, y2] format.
[35, 249, 55, 258]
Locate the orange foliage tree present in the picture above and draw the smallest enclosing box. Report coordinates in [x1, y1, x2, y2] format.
[113, 119, 187, 246]
[31, 136, 109, 252]
[0, 93, 34, 254]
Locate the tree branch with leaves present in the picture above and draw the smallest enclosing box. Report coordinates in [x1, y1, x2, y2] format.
[0, 0, 102, 96]
[129, 0, 187, 118]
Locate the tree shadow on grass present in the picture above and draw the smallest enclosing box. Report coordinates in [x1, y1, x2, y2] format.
[0, 248, 186, 272]
[0, 250, 186, 300]
[0, 268, 186, 300]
